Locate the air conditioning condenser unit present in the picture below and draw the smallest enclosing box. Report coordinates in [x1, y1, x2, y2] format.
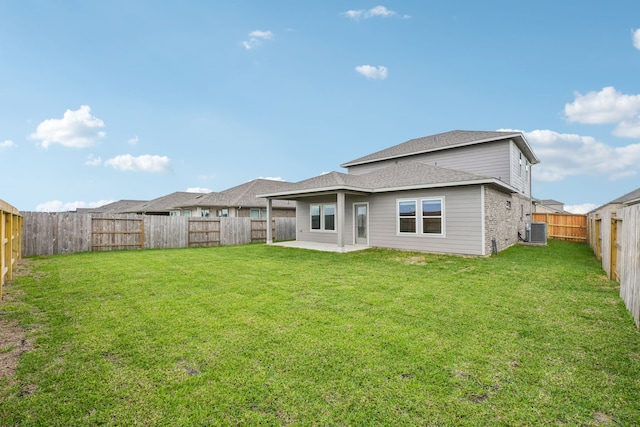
[528, 222, 547, 244]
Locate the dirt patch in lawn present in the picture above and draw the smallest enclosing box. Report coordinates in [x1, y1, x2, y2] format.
[0, 319, 31, 379]
[1, 260, 33, 380]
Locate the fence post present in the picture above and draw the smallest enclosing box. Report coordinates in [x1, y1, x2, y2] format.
[1, 199, 23, 299]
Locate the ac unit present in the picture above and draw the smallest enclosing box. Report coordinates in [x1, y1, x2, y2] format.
[528, 222, 547, 244]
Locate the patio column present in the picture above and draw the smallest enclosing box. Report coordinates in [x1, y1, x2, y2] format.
[337, 191, 345, 252]
[266, 198, 273, 244]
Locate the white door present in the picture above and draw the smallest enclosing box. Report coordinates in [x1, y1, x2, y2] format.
[354, 204, 368, 245]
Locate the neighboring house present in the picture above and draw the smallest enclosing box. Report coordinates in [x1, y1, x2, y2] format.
[177, 179, 296, 218]
[86, 179, 296, 218]
[77, 200, 148, 215]
[533, 199, 566, 213]
[260, 130, 540, 256]
[123, 192, 210, 216]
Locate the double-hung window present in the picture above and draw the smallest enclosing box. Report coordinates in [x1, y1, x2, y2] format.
[398, 198, 444, 235]
[310, 203, 336, 231]
[398, 201, 417, 233]
[422, 199, 442, 234]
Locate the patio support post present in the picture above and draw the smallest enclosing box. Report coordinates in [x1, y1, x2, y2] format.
[266, 198, 273, 244]
[337, 191, 345, 252]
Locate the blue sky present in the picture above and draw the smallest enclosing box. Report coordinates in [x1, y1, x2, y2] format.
[1, 1, 640, 213]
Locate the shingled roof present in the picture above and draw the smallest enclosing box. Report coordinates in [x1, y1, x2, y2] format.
[608, 187, 640, 205]
[177, 179, 295, 209]
[259, 160, 514, 198]
[127, 192, 209, 214]
[341, 130, 539, 168]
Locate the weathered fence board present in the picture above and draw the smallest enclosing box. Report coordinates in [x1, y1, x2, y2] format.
[588, 202, 640, 327]
[532, 212, 587, 242]
[619, 204, 640, 326]
[188, 218, 221, 247]
[21, 213, 296, 257]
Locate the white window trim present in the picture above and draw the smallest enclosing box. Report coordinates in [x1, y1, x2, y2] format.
[310, 203, 337, 233]
[396, 197, 445, 237]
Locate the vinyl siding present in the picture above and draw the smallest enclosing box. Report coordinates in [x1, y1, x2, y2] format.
[346, 140, 512, 184]
[296, 195, 340, 244]
[367, 186, 483, 255]
[509, 141, 531, 197]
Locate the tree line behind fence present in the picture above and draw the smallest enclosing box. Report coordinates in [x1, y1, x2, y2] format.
[21, 212, 296, 257]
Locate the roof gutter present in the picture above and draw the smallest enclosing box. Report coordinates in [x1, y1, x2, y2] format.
[258, 178, 517, 199]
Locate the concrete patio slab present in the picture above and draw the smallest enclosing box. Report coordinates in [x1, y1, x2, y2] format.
[270, 241, 370, 253]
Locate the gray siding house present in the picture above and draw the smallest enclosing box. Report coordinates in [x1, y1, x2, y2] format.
[260, 130, 540, 256]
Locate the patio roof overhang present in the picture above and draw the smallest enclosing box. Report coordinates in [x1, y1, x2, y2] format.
[257, 177, 518, 200]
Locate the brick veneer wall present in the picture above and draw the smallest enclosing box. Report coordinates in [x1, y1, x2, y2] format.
[484, 186, 531, 254]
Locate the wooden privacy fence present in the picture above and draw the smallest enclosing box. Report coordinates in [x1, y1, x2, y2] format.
[1, 199, 23, 299]
[532, 212, 587, 242]
[21, 213, 296, 257]
[588, 203, 640, 326]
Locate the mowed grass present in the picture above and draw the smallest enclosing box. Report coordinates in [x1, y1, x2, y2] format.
[2, 241, 640, 426]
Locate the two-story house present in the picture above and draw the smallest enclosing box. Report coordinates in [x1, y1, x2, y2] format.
[260, 130, 539, 256]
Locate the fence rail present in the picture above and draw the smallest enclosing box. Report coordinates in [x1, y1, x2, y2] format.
[21, 213, 296, 257]
[532, 212, 587, 242]
[1, 199, 22, 299]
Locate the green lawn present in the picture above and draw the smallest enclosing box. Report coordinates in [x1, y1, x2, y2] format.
[1, 241, 640, 426]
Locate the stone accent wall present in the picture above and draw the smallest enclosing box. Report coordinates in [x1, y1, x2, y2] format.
[484, 186, 531, 254]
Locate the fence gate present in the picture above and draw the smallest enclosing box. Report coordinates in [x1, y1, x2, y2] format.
[91, 217, 144, 251]
[188, 219, 221, 247]
[251, 219, 275, 243]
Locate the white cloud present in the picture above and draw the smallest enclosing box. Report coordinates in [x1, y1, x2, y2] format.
[256, 176, 284, 181]
[104, 154, 172, 173]
[507, 129, 640, 182]
[0, 139, 15, 148]
[128, 135, 139, 145]
[30, 105, 106, 149]
[564, 86, 640, 124]
[35, 199, 115, 212]
[85, 154, 102, 166]
[355, 65, 388, 80]
[633, 28, 640, 50]
[342, 5, 409, 20]
[186, 187, 213, 193]
[243, 30, 274, 50]
[564, 203, 598, 214]
[613, 117, 640, 138]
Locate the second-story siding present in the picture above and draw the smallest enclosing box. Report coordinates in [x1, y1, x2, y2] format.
[346, 140, 512, 185]
[509, 141, 531, 197]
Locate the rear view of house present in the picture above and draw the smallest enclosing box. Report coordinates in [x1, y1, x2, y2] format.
[260, 130, 540, 255]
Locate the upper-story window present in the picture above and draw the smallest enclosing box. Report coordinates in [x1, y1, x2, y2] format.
[519, 152, 523, 176]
